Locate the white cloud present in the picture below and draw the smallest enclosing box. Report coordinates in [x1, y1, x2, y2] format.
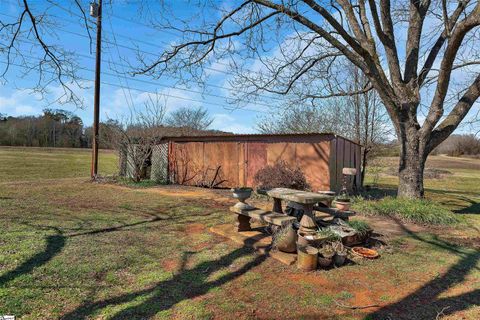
[222, 123, 256, 134]
[0, 90, 41, 116]
[15, 105, 36, 114]
[210, 112, 255, 133]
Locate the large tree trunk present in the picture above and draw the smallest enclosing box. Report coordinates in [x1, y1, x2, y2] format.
[398, 149, 425, 198]
[397, 121, 427, 198]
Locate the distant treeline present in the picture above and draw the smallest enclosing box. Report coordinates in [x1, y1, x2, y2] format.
[371, 134, 480, 158]
[432, 134, 480, 157]
[0, 109, 229, 149]
[0, 109, 118, 148]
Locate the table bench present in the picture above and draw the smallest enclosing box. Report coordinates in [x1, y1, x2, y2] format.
[230, 206, 297, 231]
[266, 188, 334, 233]
[313, 205, 356, 220]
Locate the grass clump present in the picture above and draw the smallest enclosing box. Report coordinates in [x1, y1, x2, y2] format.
[353, 197, 460, 225]
[347, 220, 371, 235]
[316, 228, 341, 241]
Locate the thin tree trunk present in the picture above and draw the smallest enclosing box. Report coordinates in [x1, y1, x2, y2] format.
[361, 147, 368, 187]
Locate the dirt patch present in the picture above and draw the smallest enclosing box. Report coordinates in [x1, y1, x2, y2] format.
[427, 155, 480, 170]
[354, 215, 425, 238]
[379, 155, 480, 170]
[161, 259, 180, 272]
[184, 223, 206, 234]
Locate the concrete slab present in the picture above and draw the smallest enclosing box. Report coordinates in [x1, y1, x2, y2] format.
[210, 224, 297, 266]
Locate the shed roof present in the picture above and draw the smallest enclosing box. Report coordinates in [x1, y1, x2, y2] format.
[161, 132, 362, 146]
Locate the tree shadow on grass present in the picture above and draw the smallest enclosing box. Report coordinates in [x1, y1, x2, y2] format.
[453, 196, 480, 214]
[0, 213, 169, 288]
[360, 186, 397, 200]
[366, 218, 480, 319]
[0, 232, 66, 287]
[59, 236, 268, 320]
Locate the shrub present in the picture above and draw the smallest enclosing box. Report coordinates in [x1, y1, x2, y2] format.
[352, 197, 460, 225]
[254, 161, 310, 190]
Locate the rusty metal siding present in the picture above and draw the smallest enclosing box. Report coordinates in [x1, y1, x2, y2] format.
[245, 142, 267, 187]
[266, 142, 296, 165]
[165, 133, 360, 191]
[204, 142, 240, 187]
[294, 142, 330, 191]
[335, 138, 345, 192]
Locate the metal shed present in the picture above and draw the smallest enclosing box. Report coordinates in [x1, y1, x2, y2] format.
[152, 133, 361, 192]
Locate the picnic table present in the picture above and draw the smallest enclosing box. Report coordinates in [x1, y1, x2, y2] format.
[266, 188, 334, 214]
[230, 188, 344, 231]
[266, 188, 334, 230]
[265, 188, 356, 221]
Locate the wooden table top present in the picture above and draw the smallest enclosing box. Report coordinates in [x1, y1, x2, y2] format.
[266, 188, 334, 204]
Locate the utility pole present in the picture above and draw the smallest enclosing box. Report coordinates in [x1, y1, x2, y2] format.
[90, 0, 102, 179]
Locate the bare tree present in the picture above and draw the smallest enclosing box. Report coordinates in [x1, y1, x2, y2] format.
[343, 65, 391, 185]
[0, 1, 91, 107]
[4, 1, 480, 198]
[135, 1, 480, 198]
[256, 102, 342, 134]
[107, 94, 167, 182]
[433, 134, 480, 155]
[166, 106, 213, 131]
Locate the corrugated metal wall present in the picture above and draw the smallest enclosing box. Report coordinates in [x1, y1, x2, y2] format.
[119, 134, 362, 192]
[328, 136, 362, 192]
[168, 139, 335, 191]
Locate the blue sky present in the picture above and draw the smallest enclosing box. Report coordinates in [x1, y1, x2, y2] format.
[0, 1, 478, 136]
[0, 0, 265, 133]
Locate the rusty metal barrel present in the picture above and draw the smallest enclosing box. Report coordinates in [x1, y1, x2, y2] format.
[297, 245, 318, 271]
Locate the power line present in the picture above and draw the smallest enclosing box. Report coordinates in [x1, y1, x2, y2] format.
[2, 1, 260, 74]
[0, 59, 268, 114]
[8, 32, 258, 100]
[0, 8, 282, 111]
[0, 11, 233, 76]
[106, 13, 135, 110]
[0, 8, 280, 99]
[10, 38, 279, 109]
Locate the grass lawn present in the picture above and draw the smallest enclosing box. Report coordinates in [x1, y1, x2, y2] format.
[0, 147, 479, 319]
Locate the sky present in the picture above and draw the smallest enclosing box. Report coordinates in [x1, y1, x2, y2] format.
[0, 0, 264, 133]
[0, 1, 479, 136]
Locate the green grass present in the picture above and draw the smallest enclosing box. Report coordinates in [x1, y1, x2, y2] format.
[364, 155, 480, 214]
[118, 178, 160, 188]
[0, 148, 479, 319]
[353, 197, 460, 225]
[360, 155, 480, 228]
[0, 147, 117, 182]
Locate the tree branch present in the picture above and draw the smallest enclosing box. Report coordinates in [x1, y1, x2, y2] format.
[367, 0, 403, 85]
[428, 73, 480, 152]
[418, 0, 470, 86]
[422, 2, 480, 136]
[404, 0, 431, 82]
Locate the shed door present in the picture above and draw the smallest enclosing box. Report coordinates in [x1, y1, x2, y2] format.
[245, 142, 267, 187]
